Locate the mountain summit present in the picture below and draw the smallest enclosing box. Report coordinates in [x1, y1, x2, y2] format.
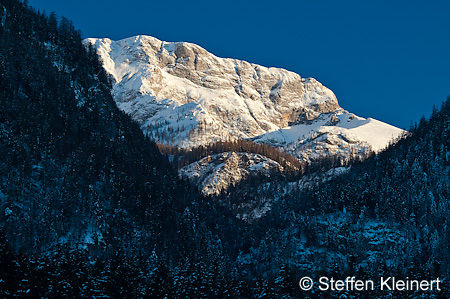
[86, 35, 402, 162]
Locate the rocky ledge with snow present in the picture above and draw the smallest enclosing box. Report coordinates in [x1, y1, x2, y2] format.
[179, 152, 283, 196]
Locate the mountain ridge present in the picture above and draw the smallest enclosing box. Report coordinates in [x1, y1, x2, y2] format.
[86, 35, 403, 164]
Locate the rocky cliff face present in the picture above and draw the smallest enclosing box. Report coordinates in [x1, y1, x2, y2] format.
[179, 152, 283, 196]
[86, 35, 343, 149]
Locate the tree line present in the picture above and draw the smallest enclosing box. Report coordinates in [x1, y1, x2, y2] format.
[158, 139, 304, 172]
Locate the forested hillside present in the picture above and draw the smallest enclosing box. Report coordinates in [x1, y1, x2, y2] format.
[0, 0, 231, 296]
[0, 0, 207, 256]
[302, 99, 450, 274]
[231, 99, 450, 297]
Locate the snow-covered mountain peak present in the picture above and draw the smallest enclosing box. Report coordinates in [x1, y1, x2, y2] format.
[85, 35, 402, 161]
[85, 35, 343, 149]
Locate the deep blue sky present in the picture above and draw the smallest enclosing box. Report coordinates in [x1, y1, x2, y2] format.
[28, 0, 450, 129]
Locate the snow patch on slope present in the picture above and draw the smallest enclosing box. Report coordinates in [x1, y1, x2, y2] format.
[253, 110, 403, 162]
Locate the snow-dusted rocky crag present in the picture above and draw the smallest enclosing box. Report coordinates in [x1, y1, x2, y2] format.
[86, 35, 403, 195]
[179, 152, 283, 196]
[86, 35, 340, 149]
[86, 35, 402, 156]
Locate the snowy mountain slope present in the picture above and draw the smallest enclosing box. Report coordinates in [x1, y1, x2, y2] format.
[86, 35, 402, 161]
[253, 110, 402, 162]
[86, 36, 341, 146]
